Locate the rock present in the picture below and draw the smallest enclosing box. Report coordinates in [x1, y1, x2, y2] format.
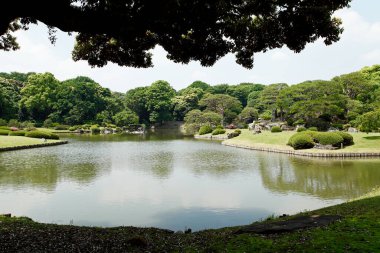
[314, 143, 338, 150]
[348, 127, 358, 133]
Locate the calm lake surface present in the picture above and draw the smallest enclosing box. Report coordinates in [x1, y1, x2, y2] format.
[1, 132, 380, 231]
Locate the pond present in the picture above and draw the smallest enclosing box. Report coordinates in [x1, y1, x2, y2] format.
[1, 132, 380, 231]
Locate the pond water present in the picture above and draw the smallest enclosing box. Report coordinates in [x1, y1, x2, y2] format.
[1, 132, 380, 231]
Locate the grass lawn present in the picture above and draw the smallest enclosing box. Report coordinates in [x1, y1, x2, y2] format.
[0, 136, 63, 149]
[223, 130, 380, 154]
[1, 188, 380, 252]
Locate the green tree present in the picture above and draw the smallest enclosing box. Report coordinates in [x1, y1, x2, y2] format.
[333, 72, 373, 101]
[199, 93, 242, 125]
[1, 1, 350, 68]
[112, 109, 139, 127]
[239, 107, 259, 123]
[0, 77, 21, 120]
[19, 73, 59, 121]
[145, 80, 176, 124]
[172, 88, 204, 121]
[125, 87, 150, 124]
[357, 110, 380, 133]
[258, 83, 288, 120]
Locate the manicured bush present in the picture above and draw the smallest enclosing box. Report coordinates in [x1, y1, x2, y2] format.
[69, 126, 77, 131]
[308, 127, 318, 131]
[336, 132, 354, 146]
[313, 132, 344, 147]
[198, 125, 213, 135]
[234, 129, 241, 134]
[25, 131, 60, 140]
[91, 126, 101, 134]
[271, 126, 282, 133]
[227, 132, 240, 138]
[0, 126, 10, 130]
[215, 125, 224, 130]
[54, 125, 70, 130]
[288, 133, 315, 150]
[331, 123, 344, 130]
[0, 129, 10, 135]
[212, 129, 226, 135]
[297, 127, 306, 132]
[8, 130, 26, 136]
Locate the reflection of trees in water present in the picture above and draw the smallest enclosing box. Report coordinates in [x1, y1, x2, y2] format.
[0, 152, 111, 192]
[129, 151, 174, 179]
[258, 154, 380, 200]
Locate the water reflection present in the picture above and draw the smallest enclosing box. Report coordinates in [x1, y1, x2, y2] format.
[257, 154, 380, 200]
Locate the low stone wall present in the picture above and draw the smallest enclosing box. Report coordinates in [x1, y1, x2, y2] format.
[222, 142, 380, 158]
[0, 140, 68, 152]
[194, 135, 228, 140]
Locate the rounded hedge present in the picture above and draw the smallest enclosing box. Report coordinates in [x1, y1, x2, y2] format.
[313, 132, 344, 147]
[288, 133, 314, 150]
[297, 127, 307, 132]
[336, 132, 354, 146]
[54, 125, 70, 130]
[0, 129, 10, 135]
[25, 131, 60, 140]
[234, 129, 242, 134]
[212, 129, 226, 135]
[198, 125, 213, 135]
[271, 126, 282, 133]
[0, 126, 10, 130]
[8, 130, 26, 136]
[308, 127, 318, 131]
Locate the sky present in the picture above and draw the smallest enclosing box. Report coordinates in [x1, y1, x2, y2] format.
[0, 0, 379, 92]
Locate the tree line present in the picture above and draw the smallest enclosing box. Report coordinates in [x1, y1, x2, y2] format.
[0, 64, 380, 132]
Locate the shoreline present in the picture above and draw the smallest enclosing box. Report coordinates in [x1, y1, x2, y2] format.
[222, 142, 380, 158]
[0, 140, 68, 152]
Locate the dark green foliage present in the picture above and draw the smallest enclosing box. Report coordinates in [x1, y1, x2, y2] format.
[112, 110, 139, 127]
[215, 125, 224, 129]
[271, 126, 282, 133]
[313, 132, 344, 147]
[91, 126, 101, 134]
[336, 132, 354, 146]
[288, 133, 314, 150]
[308, 127, 318, 131]
[54, 125, 70, 130]
[0, 129, 10, 135]
[8, 130, 26, 136]
[0, 118, 7, 126]
[212, 129, 226, 135]
[69, 126, 77, 131]
[297, 127, 307, 132]
[198, 125, 213, 135]
[234, 129, 241, 134]
[25, 131, 59, 140]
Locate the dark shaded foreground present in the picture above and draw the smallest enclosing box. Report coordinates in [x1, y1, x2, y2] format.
[1, 194, 380, 252]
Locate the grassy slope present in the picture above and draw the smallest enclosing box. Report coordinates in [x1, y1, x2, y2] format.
[1, 189, 380, 252]
[0, 136, 61, 148]
[223, 130, 380, 153]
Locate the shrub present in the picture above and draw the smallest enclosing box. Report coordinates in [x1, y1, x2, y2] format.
[198, 125, 213, 135]
[0, 119, 7, 126]
[215, 125, 224, 129]
[43, 119, 53, 128]
[0, 126, 10, 130]
[227, 132, 240, 138]
[91, 126, 101, 134]
[234, 129, 242, 134]
[0, 129, 10, 135]
[271, 126, 282, 133]
[297, 127, 306, 132]
[331, 123, 344, 130]
[54, 125, 70, 130]
[69, 126, 77, 131]
[308, 127, 318, 131]
[336, 132, 354, 146]
[9, 131, 26, 136]
[288, 133, 314, 150]
[313, 132, 344, 147]
[7, 119, 20, 128]
[212, 129, 226, 135]
[25, 131, 60, 140]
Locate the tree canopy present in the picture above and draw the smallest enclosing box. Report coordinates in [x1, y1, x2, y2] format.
[1, 0, 351, 68]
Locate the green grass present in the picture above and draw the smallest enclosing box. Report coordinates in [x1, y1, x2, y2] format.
[0, 136, 62, 149]
[1, 189, 380, 252]
[36, 127, 71, 133]
[224, 130, 380, 153]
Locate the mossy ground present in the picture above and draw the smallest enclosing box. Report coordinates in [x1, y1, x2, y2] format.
[223, 130, 380, 154]
[1, 189, 380, 252]
[0, 136, 63, 149]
